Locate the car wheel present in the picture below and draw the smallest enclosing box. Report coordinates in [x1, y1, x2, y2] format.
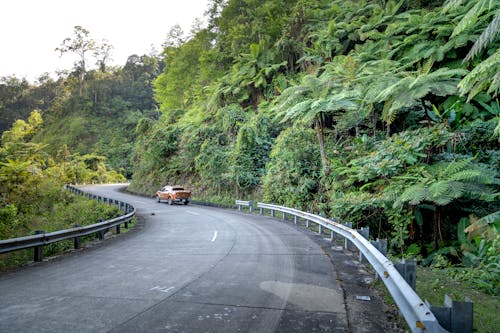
[157, 196, 160, 203]
[168, 197, 173, 205]
[184, 200, 189, 205]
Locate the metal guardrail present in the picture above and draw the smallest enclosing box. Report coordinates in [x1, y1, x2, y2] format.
[0, 185, 135, 261]
[235, 200, 253, 212]
[257, 202, 447, 333]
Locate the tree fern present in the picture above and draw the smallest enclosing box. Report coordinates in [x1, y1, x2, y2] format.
[441, 156, 474, 176]
[398, 158, 496, 208]
[375, 68, 467, 124]
[450, 0, 491, 38]
[458, 49, 500, 100]
[399, 183, 428, 206]
[450, 169, 493, 183]
[443, 0, 465, 13]
[464, 8, 500, 62]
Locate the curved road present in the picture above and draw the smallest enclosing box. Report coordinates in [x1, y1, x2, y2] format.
[0, 184, 349, 332]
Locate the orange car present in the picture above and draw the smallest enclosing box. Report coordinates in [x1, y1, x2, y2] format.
[156, 185, 191, 205]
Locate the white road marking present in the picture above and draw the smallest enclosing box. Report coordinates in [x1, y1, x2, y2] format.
[185, 210, 200, 216]
[150, 286, 175, 293]
[211, 230, 218, 242]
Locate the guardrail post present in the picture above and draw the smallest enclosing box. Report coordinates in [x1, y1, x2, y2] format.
[343, 222, 353, 250]
[306, 212, 310, 228]
[318, 213, 324, 234]
[426, 295, 473, 333]
[358, 227, 370, 262]
[395, 258, 417, 291]
[371, 238, 388, 256]
[282, 211, 286, 220]
[329, 218, 338, 242]
[116, 223, 121, 234]
[73, 224, 81, 249]
[271, 209, 275, 218]
[33, 230, 44, 262]
[259, 207, 263, 215]
[293, 208, 298, 224]
[96, 220, 104, 240]
[249, 201, 253, 213]
[359, 227, 369, 240]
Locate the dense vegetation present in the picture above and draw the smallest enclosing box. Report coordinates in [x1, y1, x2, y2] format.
[0, 109, 125, 268]
[130, 0, 500, 295]
[0, 0, 498, 296]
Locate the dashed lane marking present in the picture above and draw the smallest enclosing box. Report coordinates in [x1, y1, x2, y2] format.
[150, 286, 175, 293]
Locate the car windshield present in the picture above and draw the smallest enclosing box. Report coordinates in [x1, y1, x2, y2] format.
[173, 187, 184, 191]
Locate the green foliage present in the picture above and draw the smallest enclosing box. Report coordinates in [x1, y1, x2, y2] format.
[415, 265, 500, 332]
[454, 228, 500, 295]
[262, 126, 321, 209]
[2, 0, 499, 296]
[396, 158, 496, 207]
[338, 126, 452, 185]
[0, 204, 19, 240]
[459, 49, 500, 101]
[230, 120, 271, 193]
[0, 111, 125, 246]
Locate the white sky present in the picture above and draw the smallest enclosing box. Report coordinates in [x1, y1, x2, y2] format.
[0, 0, 210, 82]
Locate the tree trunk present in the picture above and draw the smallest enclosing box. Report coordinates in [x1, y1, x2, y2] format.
[433, 208, 442, 251]
[314, 118, 328, 170]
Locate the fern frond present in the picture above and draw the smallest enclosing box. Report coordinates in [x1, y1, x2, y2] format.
[490, 70, 500, 96]
[451, 0, 489, 38]
[381, 98, 398, 124]
[441, 157, 473, 177]
[449, 169, 482, 182]
[464, 8, 500, 62]
[282, 100, 313, 122]
[462, 182, 494, 199]
[401, 184, 428, 206]
[494, 116, 500, 138]
[451, 169, 495, 184]
[459, 49, 500, 101]
[443, 0, 465, 13]
[429, 181, 459, 205]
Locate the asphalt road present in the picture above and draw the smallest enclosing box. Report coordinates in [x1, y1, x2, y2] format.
[0, 184, 351, 332]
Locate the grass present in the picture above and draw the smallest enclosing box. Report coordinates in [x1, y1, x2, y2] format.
[416, 266, 499, 333]
[0, 198, 138, 271]
[372, 266, 500, 333]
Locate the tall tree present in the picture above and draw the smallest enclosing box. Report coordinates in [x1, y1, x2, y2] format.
[94, 39, 114, 72]
[56, 26, 97, 97]
[274, 74, 359, 169]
